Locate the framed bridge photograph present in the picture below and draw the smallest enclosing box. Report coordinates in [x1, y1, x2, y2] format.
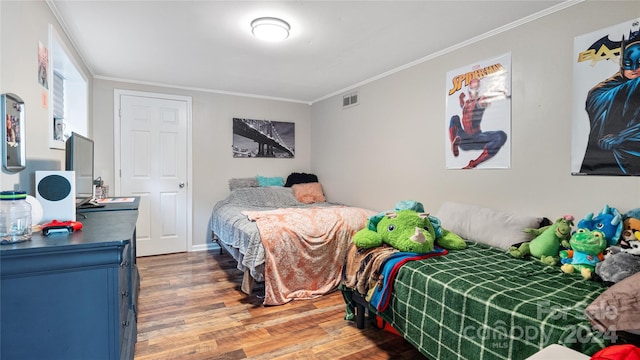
[232, 118, 295, 158]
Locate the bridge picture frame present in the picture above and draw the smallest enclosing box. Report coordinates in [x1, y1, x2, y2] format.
[232, 117, 295, 158]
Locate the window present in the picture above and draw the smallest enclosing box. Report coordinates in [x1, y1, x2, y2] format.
[53, 71, 65, 141]
[49, 24, 88, 149]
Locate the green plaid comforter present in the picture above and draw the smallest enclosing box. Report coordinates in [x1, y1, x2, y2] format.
[371, 242, 611, 359]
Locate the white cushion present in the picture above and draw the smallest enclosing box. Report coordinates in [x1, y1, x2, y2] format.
[525, 345, 589, 360]
[435, 201, 542, 250]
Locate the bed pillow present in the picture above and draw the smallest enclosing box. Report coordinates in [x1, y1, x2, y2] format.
[291, 182, 326, 204]
[228, 177, 259, 191]
[284, 172, 319, 187]
[585, 272, 640, 333]
[227, 187, 300, 207]
[256, 175, 284, 187]
[435, 201, 542, 250]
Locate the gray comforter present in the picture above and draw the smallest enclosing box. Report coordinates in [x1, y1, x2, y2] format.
[208, 186, 338, 282]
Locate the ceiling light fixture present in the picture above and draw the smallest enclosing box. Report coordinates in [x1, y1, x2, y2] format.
[251, 17, 290, 42]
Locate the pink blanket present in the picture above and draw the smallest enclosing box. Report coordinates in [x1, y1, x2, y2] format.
[243, 206, 375, 305]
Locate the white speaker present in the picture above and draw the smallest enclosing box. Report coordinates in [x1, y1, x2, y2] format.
[36, 171, 76, 222]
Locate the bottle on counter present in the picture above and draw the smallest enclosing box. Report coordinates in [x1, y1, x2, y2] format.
[0, 191, 32, 244]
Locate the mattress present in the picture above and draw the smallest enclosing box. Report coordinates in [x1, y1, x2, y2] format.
[208, 186, 348, 283]
[342, 241, 610, 359]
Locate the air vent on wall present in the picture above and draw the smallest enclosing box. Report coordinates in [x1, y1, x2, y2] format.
[342, 91, 359, 109]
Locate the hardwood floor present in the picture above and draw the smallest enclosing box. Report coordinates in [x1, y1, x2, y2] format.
[133, 250, 428, 359]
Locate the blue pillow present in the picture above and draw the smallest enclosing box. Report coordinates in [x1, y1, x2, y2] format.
[256, 175, 284, 187]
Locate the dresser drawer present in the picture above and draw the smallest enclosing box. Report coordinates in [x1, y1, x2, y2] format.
[120, 309, 137, 360]
[119, 244, 131, 346]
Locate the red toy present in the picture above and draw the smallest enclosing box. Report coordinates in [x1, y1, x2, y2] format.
[42, 219, 83, 236]
[591, 344, 640, 360]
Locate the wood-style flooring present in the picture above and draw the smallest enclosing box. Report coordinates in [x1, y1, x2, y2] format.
[133, 249, 428, 359]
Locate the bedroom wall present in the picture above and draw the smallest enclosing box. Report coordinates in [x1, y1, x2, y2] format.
[310, 1, 640, 220]
[5, 0, 638, 252]
[0, 0, 92, 193]
[92, 79, 311, 249]
[1, 0, 312, 251]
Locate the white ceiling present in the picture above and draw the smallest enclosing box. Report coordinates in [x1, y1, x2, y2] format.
[48, 0, 571, 104]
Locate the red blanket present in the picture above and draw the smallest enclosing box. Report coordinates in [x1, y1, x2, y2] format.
[243, 206, 375, 305]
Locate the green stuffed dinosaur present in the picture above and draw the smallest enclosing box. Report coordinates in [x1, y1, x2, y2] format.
[353, 209, 467, 252]
[508, 215, 574, 265]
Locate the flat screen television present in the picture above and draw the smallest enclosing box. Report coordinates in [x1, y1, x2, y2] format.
[65, 132, 95, 206]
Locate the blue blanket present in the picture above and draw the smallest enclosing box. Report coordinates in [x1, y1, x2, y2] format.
[368, 247, 448, 311]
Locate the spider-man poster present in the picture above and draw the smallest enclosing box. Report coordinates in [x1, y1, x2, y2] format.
[445, 53, 511, 170]
[572, 18, 640, 176]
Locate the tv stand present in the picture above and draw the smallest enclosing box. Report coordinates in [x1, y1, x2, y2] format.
[0, 205, 139, 360]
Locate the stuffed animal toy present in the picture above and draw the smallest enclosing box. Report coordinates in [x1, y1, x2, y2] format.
[560, 228, 607, 279]
[577, 205, 623, 247]
[353, 210, 437, 253]
[592, 210, 640, 285]
[593, 240, 640, 285]
[622, 208, 640, 243]
[509, 215, 574, 265]
[591, 344, 640, 360]
[353, 201, 467, 252]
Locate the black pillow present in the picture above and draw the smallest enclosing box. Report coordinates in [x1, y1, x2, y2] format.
[284, 172, 318, 187]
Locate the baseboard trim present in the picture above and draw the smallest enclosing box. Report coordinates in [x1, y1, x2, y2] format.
[191, 242, 221, 252]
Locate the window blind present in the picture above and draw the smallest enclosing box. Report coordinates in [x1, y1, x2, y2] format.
[53, 71, 64, 119]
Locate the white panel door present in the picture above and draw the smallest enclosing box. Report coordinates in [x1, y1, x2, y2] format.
[119, 94, 188, 256]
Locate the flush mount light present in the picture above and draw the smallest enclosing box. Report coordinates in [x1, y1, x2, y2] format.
[251, 17, 290, 42]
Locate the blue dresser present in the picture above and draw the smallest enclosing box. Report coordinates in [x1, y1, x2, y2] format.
[0, 208, 139, 360]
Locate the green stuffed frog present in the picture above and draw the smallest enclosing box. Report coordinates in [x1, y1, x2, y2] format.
[353, 209, 467, 252]
[560, 228, 607, 279]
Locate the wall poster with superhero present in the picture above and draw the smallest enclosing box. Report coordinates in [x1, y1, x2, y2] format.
[571, 18, 640, 176]
[445, 52, 511, 170]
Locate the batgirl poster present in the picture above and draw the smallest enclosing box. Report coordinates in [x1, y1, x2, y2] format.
[572, 18, 640, 176]
[445, 53, 511, 170]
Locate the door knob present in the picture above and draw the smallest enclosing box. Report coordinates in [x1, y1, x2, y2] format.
[179, 182, 185, 188]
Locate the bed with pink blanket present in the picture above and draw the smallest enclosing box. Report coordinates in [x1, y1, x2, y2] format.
[208, 185, 375, 305]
